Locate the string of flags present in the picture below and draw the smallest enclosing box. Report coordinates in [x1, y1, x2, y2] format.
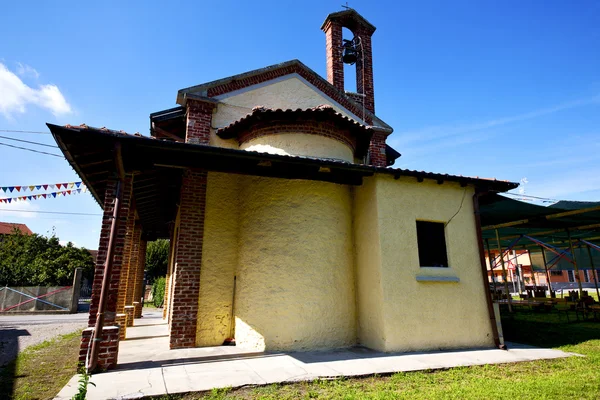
[1, 182, 84, 193]
[0, 182, 88, 203]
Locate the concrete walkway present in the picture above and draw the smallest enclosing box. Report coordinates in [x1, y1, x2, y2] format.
[55, 311, 575, 399]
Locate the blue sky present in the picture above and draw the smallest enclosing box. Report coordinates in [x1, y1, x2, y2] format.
[1, 0, 599, 249]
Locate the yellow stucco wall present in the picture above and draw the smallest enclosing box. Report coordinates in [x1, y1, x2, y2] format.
[234, 176, 356, 351]
[353, 177, 386, 350]
[373, 175, 494, 352]
[196, 172, 240, 346]
[210, 75, 360, 150]
[240, 133, 354, 162]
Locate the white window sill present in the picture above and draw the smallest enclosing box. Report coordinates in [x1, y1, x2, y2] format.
[416, 267, 460, 283]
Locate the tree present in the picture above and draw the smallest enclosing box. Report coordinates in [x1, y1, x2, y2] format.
[145, 239, 170, 283]
[0, 228, 94, 286]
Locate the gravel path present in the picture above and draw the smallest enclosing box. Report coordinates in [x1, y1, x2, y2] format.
[0, 314, 87, 367]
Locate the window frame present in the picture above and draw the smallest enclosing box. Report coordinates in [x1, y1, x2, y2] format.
[567, 270, 575, 283]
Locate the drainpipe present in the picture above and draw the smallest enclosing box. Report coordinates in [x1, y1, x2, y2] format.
[473, 191, 505, 349]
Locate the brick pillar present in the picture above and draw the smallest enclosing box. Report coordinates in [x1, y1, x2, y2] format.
[186, 99, 215, 145]
[134, 239, 147, 318]
[169, 169, 207, 349]
[124, 305, 135, 327]
[125, 222, 142, 307]
[117, 200, 137, 314]
[323, 20, 344, 92]
[368, 131, 387, 167]
[355, 26, 375, 115]
[80, 326, 119, 371]
[87, 174, 133, 328]
[115, 313, 127, 340]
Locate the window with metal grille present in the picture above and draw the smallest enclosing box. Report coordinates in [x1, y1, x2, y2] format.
[584, 270, 590, 283]
[567, 270, 575, 282]
[416, 221, 448, 268]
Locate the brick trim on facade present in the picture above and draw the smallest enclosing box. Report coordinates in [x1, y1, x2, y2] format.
[324, 20, 344, 92]
[205, 64, 373, 125]
[170, 169, 207, 349]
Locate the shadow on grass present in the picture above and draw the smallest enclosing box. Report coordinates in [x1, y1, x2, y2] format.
[0, 327, 30, 399]
[501, 309, 600, 348]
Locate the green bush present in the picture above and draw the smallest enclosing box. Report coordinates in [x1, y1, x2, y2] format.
[0, 228, 94, 286]
[146, 239, 169, 284]
[152, 276, 166, 308]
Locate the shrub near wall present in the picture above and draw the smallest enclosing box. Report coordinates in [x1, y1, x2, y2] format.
[152, 277, 166, 307]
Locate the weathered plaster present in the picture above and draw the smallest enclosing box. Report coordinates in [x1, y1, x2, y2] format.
[196, 172, 240, 346]
[353, 177, 386, 351]
[240, 133, 354, 162]
[374, 175, 494, 352]
[235, 176, 356, 351]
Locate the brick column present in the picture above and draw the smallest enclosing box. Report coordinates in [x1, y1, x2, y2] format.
[80, 326, 119, 370]
[163, 227, 177, 319]
[186, 99, 215, 145]
[169, 169, 207, 349]
[368, 131, 387, 167]
[87, 174, 133, 328]
[323, 20, 344, 92]
[355, 26, 375, 115]
[125, 222, 142, 307]
[134, 239, 147, 318]
[117, 199, 137, 314]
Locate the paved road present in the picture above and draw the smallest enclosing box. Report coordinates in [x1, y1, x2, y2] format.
[0, 312, 88, 367]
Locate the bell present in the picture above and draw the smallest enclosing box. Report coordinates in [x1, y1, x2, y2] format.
[342, 39, 358, 65]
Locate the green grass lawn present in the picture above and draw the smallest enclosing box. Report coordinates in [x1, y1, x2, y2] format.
[0, 330, 82, 400]
[157, 310, 600, 399]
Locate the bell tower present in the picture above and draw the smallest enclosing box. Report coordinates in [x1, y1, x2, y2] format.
[321, 8, 376, 115]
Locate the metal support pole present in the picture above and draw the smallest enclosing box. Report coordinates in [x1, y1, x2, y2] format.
[485, 239, 498, 298]
[586, 244, 600, 301]
[527, 249, 537, 287]
[541, 246, 553, 296]
[567, 229, 584, 295]
[495, 229, 512, 312]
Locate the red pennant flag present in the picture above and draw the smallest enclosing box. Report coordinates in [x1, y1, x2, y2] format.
[56, 183, 62, 189]
[15, 186, 21, 192]
[67, 190, 71, 195]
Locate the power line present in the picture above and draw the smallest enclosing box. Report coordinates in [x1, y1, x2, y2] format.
[0, 209, 101, 216]
[503, 192, 559, 202]
[0, 142, 63, 158]
[0, 129, 50, 134]
[0, 135, 57, 148]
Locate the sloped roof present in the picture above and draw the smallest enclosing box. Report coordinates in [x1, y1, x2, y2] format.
[176, 59, 393, 133]
[0, 222, 33, 235]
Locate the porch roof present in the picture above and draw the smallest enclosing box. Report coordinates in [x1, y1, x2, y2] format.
[47, 123, 518, 240]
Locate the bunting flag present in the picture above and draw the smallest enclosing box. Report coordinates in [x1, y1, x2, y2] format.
[0, 187, 88, 203]
[1, 182, 83, 193]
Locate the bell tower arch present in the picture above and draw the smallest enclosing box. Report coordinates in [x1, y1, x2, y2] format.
[321, 8, 376, 115]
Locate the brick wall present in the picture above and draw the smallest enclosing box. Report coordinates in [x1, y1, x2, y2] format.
[368, 131, 387, 167]
[170, 169, 207, 349]
[126, 222, 142, 307]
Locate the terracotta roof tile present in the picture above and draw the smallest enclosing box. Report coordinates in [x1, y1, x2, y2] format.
[0, 222, 33, 235]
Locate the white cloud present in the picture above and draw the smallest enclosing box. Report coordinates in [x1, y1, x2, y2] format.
[16, 62, 40, 79]
[0, 199, 41, 219]
[0, 63, 72, 118]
